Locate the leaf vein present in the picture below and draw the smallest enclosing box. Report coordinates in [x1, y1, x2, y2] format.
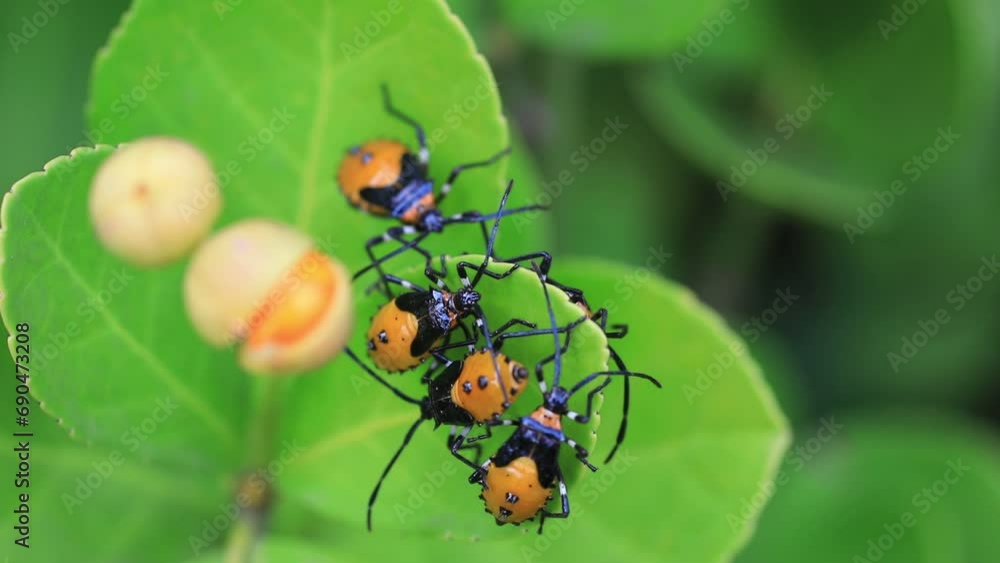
[24, 210, 238, 449]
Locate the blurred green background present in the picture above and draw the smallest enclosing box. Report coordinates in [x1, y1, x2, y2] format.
[2, 0, 999, 561]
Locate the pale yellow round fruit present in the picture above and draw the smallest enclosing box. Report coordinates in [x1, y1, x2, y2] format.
[89, 137, 221, 266]
[183, 219, 354, 375]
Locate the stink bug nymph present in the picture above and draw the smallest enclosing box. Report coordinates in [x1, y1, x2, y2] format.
[454, 263, 662, 533]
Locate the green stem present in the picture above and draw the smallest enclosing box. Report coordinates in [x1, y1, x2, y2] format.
[221, 377, 287, 562]
[222, 517, 257, 563]
[249, 377, 287, 467]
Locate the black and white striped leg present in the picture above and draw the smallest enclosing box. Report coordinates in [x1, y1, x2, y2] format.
[436, 146, 511, 206]
[451, 426, 488, 476]
[454, 260, 485, 289]
[564, 436, 598, 472]
[381, 83, 428, 164]
[465, 423, 493, 444]
[420, 265, 451, 290]
[355, 227, 431, 289]
[538, 467, 570, 534]
[447, 425, 485, 464]
[566, 369, 661, 462]
[374, 273, 423, 294]
[367, 416, 426, 531]
[566, 378, 613, 425]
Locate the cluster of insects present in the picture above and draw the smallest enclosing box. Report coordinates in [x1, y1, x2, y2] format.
[336, 85, 661, 533]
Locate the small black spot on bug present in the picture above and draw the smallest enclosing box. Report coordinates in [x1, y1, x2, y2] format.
[505, 492, 519, 504]
[477, 375, 489, 389]
[463, 382, 473, 394]
[378, 330, 388, 344]
[362, 152, 373, 164]
[367, 339, 376, 350]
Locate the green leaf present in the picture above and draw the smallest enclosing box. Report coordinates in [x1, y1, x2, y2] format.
[187, 537, 339, 563]
[280, 257, 788, 563]
[497, 0, 731, 59]
[1, 146, 248, 468]
[1, 0, 551, 558]
[545, 258, 789, 563]
[87, 0, 545, 268]
[736, 413, 1000, 563]
[630, 0, 998, 222]
[0, 328, 228, 563]
[280, 256, 611, 539]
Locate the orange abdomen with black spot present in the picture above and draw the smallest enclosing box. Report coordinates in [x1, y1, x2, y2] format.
[481, 456, 551, 524]
[336, 139, 409, 215]
[367, 300, 429, 372]
[450, 350, 528, 422]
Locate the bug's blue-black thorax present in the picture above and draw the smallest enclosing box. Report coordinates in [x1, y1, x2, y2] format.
[522, 416, 564, 440]
[390, 179, 433, 218]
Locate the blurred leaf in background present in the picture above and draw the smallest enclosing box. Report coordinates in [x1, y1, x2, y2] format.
[0, 0, 132, 189]
[737, 414, 1000, 563]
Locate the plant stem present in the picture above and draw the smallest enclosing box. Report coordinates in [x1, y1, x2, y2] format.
[222, 517, 257, 563]
[220, 377, 287, 562]
[249, 377, 287, 467]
